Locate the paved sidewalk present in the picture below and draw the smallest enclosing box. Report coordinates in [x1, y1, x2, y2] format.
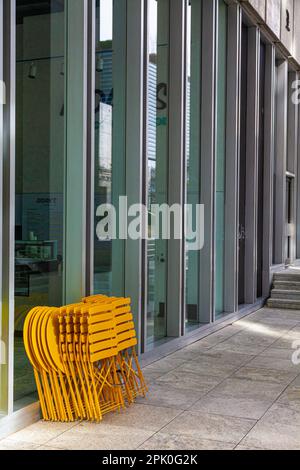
[1, 307, 300, 450]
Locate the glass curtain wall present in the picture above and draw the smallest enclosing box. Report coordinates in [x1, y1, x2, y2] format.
[146, 0, 170, 345]
[14, 0, 65, 409]
[185, 0, 202, 330]
[0, 2, 7, 418]
[215, 0, 227, 317]
[93, 0, 126, 297]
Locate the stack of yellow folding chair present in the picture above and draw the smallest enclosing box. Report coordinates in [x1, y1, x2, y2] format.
[82, 295, 148, 403]
[24, 296, 147, 423]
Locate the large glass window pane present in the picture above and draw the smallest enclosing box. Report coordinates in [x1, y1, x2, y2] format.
[185, 0, 203, 330]
[14, 0, 65, 409]
[93, 0, 126, 297]
[146, 0, 169, 346]
[215, 0, 227, 317]
[238, 24, 248, 305]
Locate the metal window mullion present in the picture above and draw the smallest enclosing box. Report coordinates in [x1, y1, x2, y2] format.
[85, 0, 96, 296]
[64, 0, 88, 303]
[125, 0, 144, 353]
[297, 75, 300, 259]
[224, 2, 241, 313]
[166, 0, 185, 338]
[0, 0, 3, 413]
[199, 0, 217, 323]
[274, 60, 288, 264]
[111, 0, 127, 297]
[262, 44, 276, 297]
[244, 26, 260, 304]
[141, 0, 150, 353]
[2, 0, 16, 415]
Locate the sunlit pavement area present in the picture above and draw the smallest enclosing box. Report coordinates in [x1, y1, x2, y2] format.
[1, 307, 300, 450]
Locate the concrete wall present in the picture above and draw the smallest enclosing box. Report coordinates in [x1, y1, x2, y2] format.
[294, 0, 300, 64]
[242, 0, 300, 64]
[266, 0, 281, 38]
[280, 0, 294, 54]
[248, 0, 266, 19]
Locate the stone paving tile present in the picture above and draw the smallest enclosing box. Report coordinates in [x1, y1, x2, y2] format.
[2, 420, 77, 445]
[246, 355, 300, 372]
[272, 336, 300, 349]
[155, 368, 223, 393]
[241, 420, 300, 450]
[209, 377, 287, 402]
[258, 402, 300, 427]
[2, 307, 300, 450]
[192, 350, 253, 366]
[142, 368, 166, 383]
[139, 432, 235, 450]
[46, 424, 154, 450]
[211, 342, 270, 356]
[192, 395, 274, 420]
[233, 366, 298, 385]
[0, 439, 40, 450]
[161, 411, 256, 445]
[93, 404, 181, 432]
[258, 347, 295, 360]
[234, 444, 265, 450]
[37, 445, 66, 450]
[136, 381, 205, 410]
[142, 356, 187, 374]
[175, 353, 250, 378]
[167, 348, 208, 361]
[277, 379, 300, 409]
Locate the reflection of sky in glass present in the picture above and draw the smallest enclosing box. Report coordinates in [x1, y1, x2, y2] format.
[149, 0, 158, 54]
[187, 3, 191, 77]
[100, 0, 113, 41]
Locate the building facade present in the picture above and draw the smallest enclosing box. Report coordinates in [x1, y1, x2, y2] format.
[1, 0, 300, 433]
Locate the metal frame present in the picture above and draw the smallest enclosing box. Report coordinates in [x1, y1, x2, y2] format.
[186, 0, 202, 328]
[85, 0, 96, 296]
[199, 0, 217, 323]
[262, 44, 276, 297]
[244, 26, 260, 304]
[111, 0, 127, 298]
[224, 2, 242, 313]
[125, 0, 144, 353]
[0, 0, 5, 415]
[167, 0, 185, 338]
[141, 0, 150, 353]
[297, 76, 300, 259]
[64, 0, 88, 304]
[2, 0, 16, 416]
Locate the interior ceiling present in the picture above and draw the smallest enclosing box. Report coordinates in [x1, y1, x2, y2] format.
[17, 0, 64, 23]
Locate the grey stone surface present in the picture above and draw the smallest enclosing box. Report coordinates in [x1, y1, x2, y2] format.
[2, 307, 300, 450]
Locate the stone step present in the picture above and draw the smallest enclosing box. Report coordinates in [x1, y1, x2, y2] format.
[267, 298, 300, 310]
[273, 272, 300, 283]
[271, 289, 300, 301]
[273, 281, 300, 291]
